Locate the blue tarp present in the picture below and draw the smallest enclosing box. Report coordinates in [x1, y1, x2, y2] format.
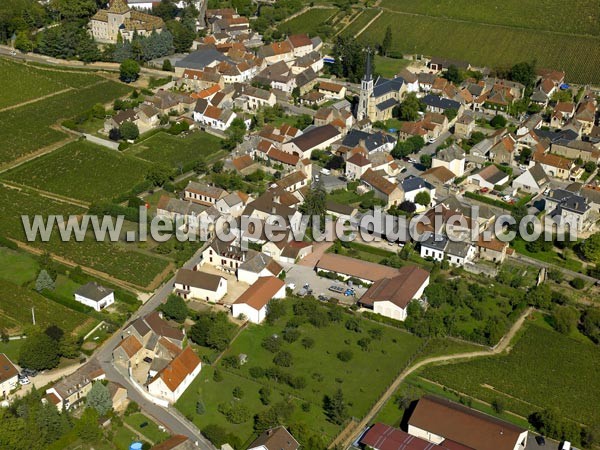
[560, 83, 570, 90]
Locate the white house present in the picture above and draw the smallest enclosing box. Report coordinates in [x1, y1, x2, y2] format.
[173, 269, 227, 303]
[512, 164, 549, 194]
[193, 99, 239, 131]
[359, 266, 430, 321]
[0, 354, 19, 399]
[237, 253, 283, 285]
[74, 282, 114, 312]
[147, 347, 201, 404]
[400, 176, 436, 208]
[432, 144, 466, 177]
[419, 234, 448, 262]
[467, 165, 510, 190]
[231, 276, 285, 324]
[445, 240, 476, 267]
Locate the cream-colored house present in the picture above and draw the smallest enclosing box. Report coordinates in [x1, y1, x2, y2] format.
[231, 276, 286, 324]
[173, 269, 227, 303]
[0, 354, 18, 399]
[89, 0, 164, 43]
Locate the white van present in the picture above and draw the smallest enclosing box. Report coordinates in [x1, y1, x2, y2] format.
[562, 441, 571, 450]
[321, 168, 330, 176]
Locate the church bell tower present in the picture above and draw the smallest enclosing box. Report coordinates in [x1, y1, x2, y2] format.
[357, 48, 373, 121]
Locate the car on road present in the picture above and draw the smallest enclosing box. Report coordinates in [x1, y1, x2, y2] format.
[427, 137, 436, 144]
[535, 436, 546, 446]
[408, 157, 417, 164]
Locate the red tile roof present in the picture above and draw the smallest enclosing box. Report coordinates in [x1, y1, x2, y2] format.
[233, 276, 285, 311]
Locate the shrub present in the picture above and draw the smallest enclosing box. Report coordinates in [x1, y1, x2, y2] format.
[570, 278, 585, 289]
[337, 350, 353, 362]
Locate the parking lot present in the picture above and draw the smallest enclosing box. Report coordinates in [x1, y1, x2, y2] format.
[285, 264, 368, 305]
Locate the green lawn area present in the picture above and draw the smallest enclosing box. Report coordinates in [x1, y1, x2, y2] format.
[358, 9, 600, 84]
[420, 322, 600, 427]
[0, 339, 24, 361]
[0, 186, 171, 288]
[510, 238, 583, 273]
[277, 8, 337, 36]
[0, 58, 105, 110]
[374, 55, 411, 78]
[123, 413, 170, 444]
[0, 79, 131, 165]
[177, 299, 423, 447]
[0, 247, 39, 286]
[126, 131, 225, 169]
[111, 424, 150, 450]
[0, 278, 90, 335]
[4, 140, 151, 203]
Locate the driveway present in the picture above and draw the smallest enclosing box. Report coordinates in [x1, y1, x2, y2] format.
[285, 264, 367, 305]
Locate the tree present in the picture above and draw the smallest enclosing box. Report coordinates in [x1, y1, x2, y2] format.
[119, 58, 140, 83]
[551, 305, 579, 334]
[35, 269, 55, 292]
[19, 332, 60, 370]
[444, 108, 458, 121]
[146, 164, 171, 187]
[162, 58, 173, 72]
[189, 311, 235, 351]
[520, 147, 532, 163]
[330, 35, 371, 83]
[324, 388, 348, 425]
[581, 307, 600, 343]
[273, 350, 293, 367]
[415, 191, 431, 206]
[59, 334, 80, 359]
[420, 154, 432, 168]
[491, 398, 505, 414]
[581, 233, 600, 264]
[44, 325, 64, 342]
[160, 294, 188, 323]
[337, 350, 353, 361]
[444, 65, 463, 84]
[490, 115, 507, 129]
[14, 31, 34, 52]
[224, 117, 247, 150]
[50, 0, 98, 20]
[167, 19, 196, 53]
[266, 299, 286, 324]
[259, 386, 271, 405]
[300, 179, 326, 217]
[76, 408, 102, 441]
[509, 61, 536, 89]
[232, 386, 244, 399]
[119, 121, 139, 140]
[398, 200, 416, 214]
[381, 26, 392, 56]
[86, 381, 112, 416]
[396, 92, 423, 121]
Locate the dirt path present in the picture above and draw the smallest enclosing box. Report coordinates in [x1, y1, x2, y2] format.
[0, 87, 73, 113]
[0, 180, 90, 208]
[354, 9, 383, 38]
[333, 307, 533, 448]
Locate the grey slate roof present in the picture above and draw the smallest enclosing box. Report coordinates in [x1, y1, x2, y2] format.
[341, 130, 395, 152]
[75, 282, 113, 302]
[422, 94, 461, 111]
[372, 76, 405, 98]
[376, 98, 398, 111]
[401, 175, 434, 193]
[175, 46, 232, 70]
[421, 233, 448, 251]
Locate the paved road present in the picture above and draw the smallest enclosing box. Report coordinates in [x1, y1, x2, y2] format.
[93, 244, 215, 449]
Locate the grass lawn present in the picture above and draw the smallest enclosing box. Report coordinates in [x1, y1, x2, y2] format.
[0, 339, 24, 361]
[0, 278, 90, 335]
[277, 8, 337, 36]
[510, 238, 583, 273]
[0, 247, 39, 286]
[374, 55, 411, 78]
[4, 140, 151, 203]
[127, 131, 224, 169]
[0, 79, 131, 165]
[420, 322, 600, 427]
[123, 413, 170, 444]
[111, 424, 149, 450]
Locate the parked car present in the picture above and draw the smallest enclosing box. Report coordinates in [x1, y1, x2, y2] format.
[286, 283, 296, 290]
[344, 288, 355, 296]
[561, 442, 571, 450]
[317, 294, 329, 301]
[21, 368, 38, 378]
[535, 436, 546, 446]
[18, 374, 30, 385]
[329, 285, 345, 293]
[479, 187, 489, 193]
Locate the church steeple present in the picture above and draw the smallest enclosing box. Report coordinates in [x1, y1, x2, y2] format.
[357, 47, 374, 122]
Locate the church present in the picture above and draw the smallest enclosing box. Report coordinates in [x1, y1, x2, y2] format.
[89, 0, 165, 44]
[356, 50, 408, 123]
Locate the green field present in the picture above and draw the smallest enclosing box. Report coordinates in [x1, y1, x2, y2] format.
[374, 55, 411, 78]
[358, 10, 600, 83]
[0, 79, 131, 165]
[379, 0, 600, 36]
[176, 298, 424, 445]
[277, 8, 337, 36]
[123, 413, 170, 444]
[127, 131, 224, 169]
[5, 140, 152, 203]
[341, 8, 380, 37]
[0, 186, 170, 288]
[0, 278, 90, 334]
[0, 247, 39, 286]
[0, 59, 105, 110]
[421, 323, 600, 427]
[0, 339, 24, 361]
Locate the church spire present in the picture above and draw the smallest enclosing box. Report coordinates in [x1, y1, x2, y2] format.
[364, 47, 373, 82]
